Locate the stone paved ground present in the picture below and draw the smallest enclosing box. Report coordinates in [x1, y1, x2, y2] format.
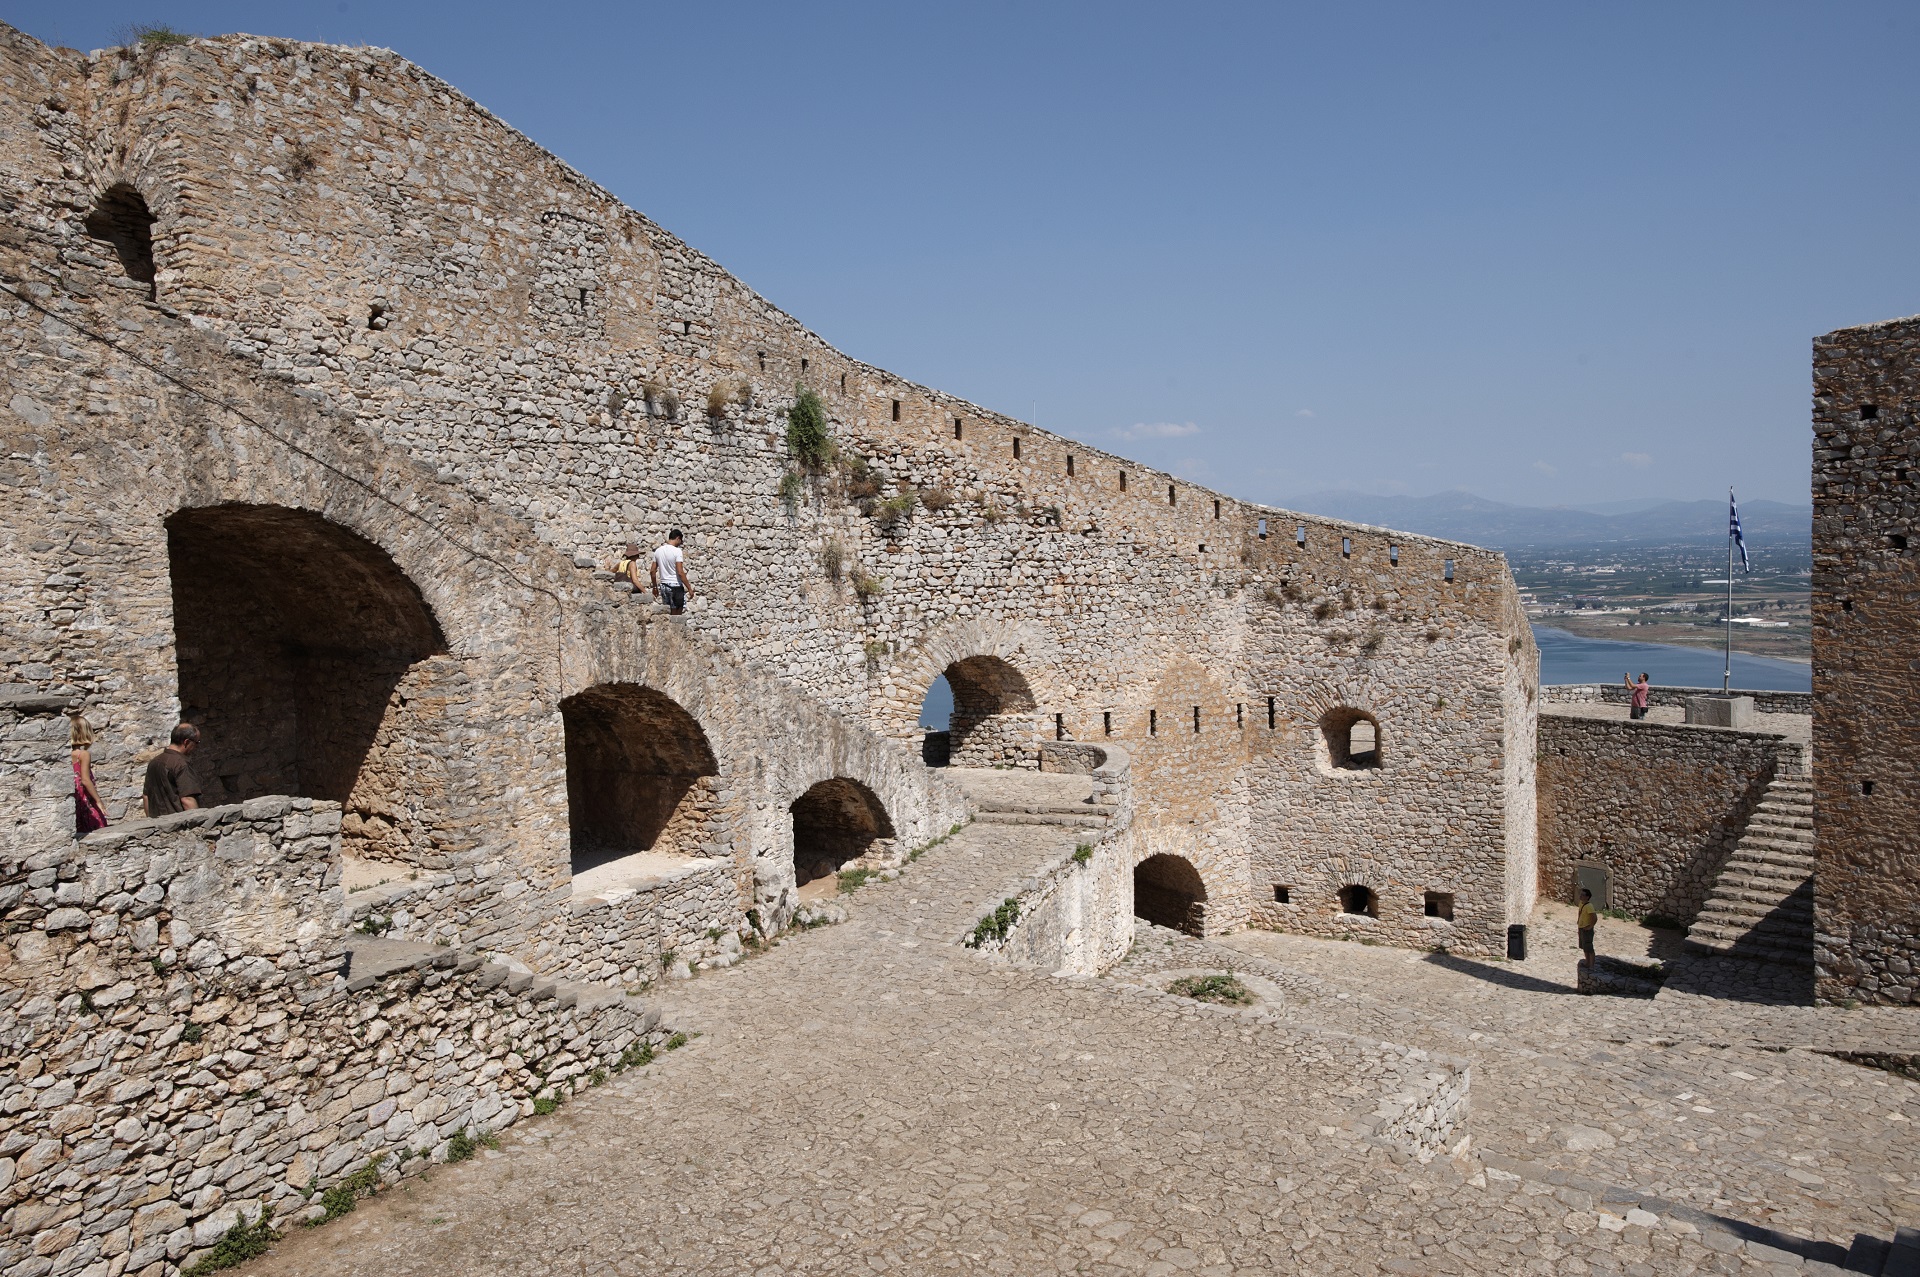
[238, 795, 1907, 1277]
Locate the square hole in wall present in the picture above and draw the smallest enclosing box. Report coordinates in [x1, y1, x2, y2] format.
[1862, 403, 1880, 420]
[1424, 891, 1454, 921]
[1342, 536, 1352, 558]
[1066, 454, 1075, 476]
[1864, 779, 1876, 796]
[1444, 559, 1455, 582]
[1102, 710, 1112, 737]
[1013, 438, 1022, 460]
[1273, 885, 1291, 904]
[1296, 525, 1307, 547]
[1891, 533, 1909, 551]
[891, 399, 901, 422]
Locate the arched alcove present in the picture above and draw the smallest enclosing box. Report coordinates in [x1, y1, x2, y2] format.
[167, 504, 446, 814]
[791, 777, 895, 896]
[1319, 707, 1382, 771]
[560, 684, 719, 875]
[921, 654, 1036, 767]
[1134, 853, 1208, 936]
[84, 184, 157, 295]
[1340, 884, 1378, 917]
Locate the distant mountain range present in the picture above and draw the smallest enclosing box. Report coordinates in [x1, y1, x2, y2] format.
[1280, 490, 1811, 552]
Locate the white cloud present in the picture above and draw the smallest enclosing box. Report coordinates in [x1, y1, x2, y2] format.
[1621, 451, 1652, 469]
[1295, 408, 1315, 418]
[1532, 460, 1558, 477]
[1118, 421, 1200, 440]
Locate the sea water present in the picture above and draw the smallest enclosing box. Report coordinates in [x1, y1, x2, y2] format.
[1532, 625, 1810, 692]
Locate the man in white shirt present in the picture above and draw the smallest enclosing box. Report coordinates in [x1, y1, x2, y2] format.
[650, 529, 693, 614]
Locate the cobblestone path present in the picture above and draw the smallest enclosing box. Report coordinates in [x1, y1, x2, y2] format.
[243, 811, 1897, 1276]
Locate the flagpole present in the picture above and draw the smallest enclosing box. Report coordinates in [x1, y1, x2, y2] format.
[1724, 486, 1733, 695]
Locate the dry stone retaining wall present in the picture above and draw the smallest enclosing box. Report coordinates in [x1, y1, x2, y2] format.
[0, 798, 665, 1277]
[1536, 711, 1797, 923]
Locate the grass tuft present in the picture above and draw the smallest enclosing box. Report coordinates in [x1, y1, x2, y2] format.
[1167, 973, 1254, 1006]
[183, 1210, 276, 1274]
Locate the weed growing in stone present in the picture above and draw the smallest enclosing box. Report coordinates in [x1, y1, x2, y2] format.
[182, 1209, 276, 1274]
[819, 538, 847, 581]
[843, 455, 883, 499]
[851, 571, 885, 599]
[1168, 973, 1254, 1006]
[873, 492, 916, 529]
[837, 868, 873, 894]
[786, 387, 833, 467]
[133, 24, 193, 48]
[665, 1032, 690, 1051]
[966, 898, 1021, 948]
[180, 1022, 204, 1044]
[920, 486, 953, 511]
[532, 1094, 562, 1116]
[445, 1130, 478, 1163]
[616, 1042, 656, 1072]
[313, 1155, 385, 1225]
[863, 640, 889, 667]
[779, 470, 805, 513]
[1072, 844, 1093, 864]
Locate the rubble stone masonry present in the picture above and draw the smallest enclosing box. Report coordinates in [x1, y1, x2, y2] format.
[0, 23, 1547, 1273]
[1812, 314, 1920, 1004]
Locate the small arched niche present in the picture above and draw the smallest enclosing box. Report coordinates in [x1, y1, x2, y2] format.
[1134, 853, 1207, 937]
[1319, 707, 1382, 771]
[791, 778, 895, 898]
[84, 184, 158, 295]
[1339, 884, 1377, 918]
[560, 684, 719, 876]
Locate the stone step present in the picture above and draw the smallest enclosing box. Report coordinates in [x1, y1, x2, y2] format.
[1702, 883, 1813, 913]
[1731, 836, 1814, 859]
[975, 799, 1108, 816]
[973, 810, 1110, 829]
[1688, 917, 1814, 949]
[1744, 811, 1815, 831]
[1715, 859, 1812, 883]
[1684, 934, 1816, 967]
[1718, 849, 1812, 870]
[1703, 897, 1809, 925]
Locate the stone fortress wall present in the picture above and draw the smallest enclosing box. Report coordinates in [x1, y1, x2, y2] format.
[1536, 709, 1800, 924]
[0, 24, 1538, 964]
[1811, 315, 1920, 1005]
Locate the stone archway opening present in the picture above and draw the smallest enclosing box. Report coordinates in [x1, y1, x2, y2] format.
[560, 684, 719, 877]
[920, 654, 1036, 767]
[791, 778, 895, 900]
[167, 504, 446, 832]
[1134, 853, 1207, 937]
[1320, 707, 1382, 771]
[85, 183, 157, 296]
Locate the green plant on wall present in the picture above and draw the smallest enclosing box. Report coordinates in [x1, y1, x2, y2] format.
[786, 386, 833, 468]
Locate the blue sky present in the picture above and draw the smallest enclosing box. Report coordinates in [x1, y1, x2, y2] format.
[16, 1, 1920, 507]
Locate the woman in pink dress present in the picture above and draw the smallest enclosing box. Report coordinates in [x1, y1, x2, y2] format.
[71, 714, 108, 836]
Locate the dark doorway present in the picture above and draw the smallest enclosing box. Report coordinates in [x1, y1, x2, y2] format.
[167, 504, 445, 810]
[85, 184, 157, 295]
[560, 684, 719, 875]
[1134, 853, 1207, 936]
[791, 778, 894, 889]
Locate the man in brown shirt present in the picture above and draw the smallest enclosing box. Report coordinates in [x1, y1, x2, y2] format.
[142, 722, 204, 817]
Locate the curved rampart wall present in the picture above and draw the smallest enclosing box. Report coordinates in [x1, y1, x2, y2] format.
[0, 24, 1534, 953]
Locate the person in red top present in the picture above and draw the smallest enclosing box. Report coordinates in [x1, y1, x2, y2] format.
[1625, 672, 1651, 720]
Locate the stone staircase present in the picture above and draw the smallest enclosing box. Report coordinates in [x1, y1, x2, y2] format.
[948, 767, 1114, 832]
[1844, 1225, 1920, 1276]
[1685, 770, 1815, 967]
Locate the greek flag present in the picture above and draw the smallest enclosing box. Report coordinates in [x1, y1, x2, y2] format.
[1730, 490, 1750, 572]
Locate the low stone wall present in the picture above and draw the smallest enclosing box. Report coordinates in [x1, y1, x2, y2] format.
[1542, 683, 1812, 716]
[340, 855, 743, 986]
[965, 748, 1135, 976]
[1536, 712, 1797, 922]
[0, 801, 666, 1277]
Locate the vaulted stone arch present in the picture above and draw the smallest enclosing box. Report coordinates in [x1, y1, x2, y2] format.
[166, 504, 448, 825]
[885, 617, 1058, 767]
